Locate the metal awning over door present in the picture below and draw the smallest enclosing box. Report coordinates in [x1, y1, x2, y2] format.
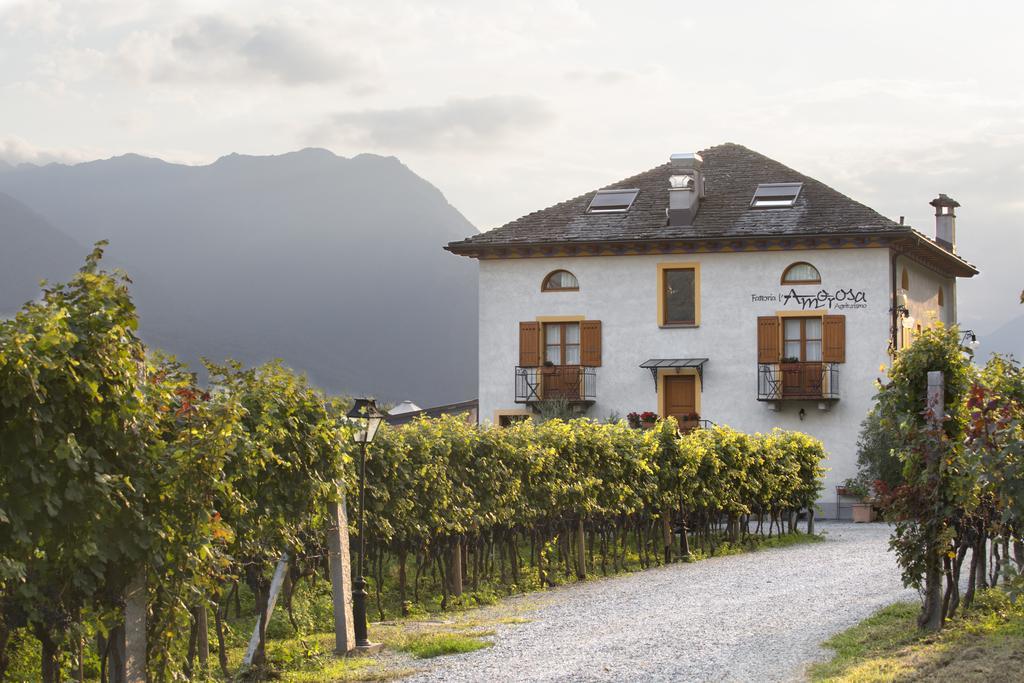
[639, 358, 708, 389]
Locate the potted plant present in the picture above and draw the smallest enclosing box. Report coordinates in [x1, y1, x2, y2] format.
[626, 412, 642, 429]
[679, 412, 701, 432]
[639, 411, 658, 429]
[840, 478, 876, 523]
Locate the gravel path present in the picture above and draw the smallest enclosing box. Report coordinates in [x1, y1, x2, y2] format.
[407, 522, 915, 682]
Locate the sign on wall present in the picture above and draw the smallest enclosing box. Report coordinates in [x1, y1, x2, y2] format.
[750, 288, 868, 311]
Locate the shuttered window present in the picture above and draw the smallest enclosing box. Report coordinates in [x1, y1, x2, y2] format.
[580, 321, 602, 367]
[519, 322, 540, 367]
[757, 315, 845, 363]
[757, 316, 781, 363]
[822, 315, 846, 363]
[520, 320, 601, 367]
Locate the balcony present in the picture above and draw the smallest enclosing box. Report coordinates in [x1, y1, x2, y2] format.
[757, 362, 839, 401]
[515, 366, 596, 405]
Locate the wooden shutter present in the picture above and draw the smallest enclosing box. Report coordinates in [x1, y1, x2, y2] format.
[757, 316, 781, 363]
[822, 315, 846, 363]
[580, 320, 602, 367]
[519, 322, 540, 367]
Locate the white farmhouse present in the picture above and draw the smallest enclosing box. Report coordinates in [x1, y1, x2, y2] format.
[445, 144, 977, 518]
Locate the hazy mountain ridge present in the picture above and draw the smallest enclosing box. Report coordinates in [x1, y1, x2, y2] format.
[0, 192, 85, 313]
[0, 149, 479, 405]
[975, 313, 1024, 364]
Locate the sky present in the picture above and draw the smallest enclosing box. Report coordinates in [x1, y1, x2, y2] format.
[1, 0, 1022, 335]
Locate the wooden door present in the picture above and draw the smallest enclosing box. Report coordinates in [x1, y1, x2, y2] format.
[782, 317, 823, 398]
[542, 322, 581, 399]
[664, 375, 697, 428]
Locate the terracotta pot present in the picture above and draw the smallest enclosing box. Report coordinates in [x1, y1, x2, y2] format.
[852, 502, 876, 523]
[641, 421, 656, 429]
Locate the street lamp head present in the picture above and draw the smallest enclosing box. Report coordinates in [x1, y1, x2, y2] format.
[347, 397, 384, 443]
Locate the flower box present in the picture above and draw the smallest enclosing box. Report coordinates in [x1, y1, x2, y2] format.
[852, 502, 876, 523]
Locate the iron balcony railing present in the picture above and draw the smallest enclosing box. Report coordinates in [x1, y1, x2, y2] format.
[678, 418, 715, 434]
[515, 365, 597, 404]
[757, 362, 840, 401]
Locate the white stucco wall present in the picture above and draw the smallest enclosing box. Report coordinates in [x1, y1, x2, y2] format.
[897, 254, 956, 333]
[479, 248, 899, 516]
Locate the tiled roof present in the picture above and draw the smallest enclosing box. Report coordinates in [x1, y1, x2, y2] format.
[448, 143, 930, 250]
[383, 399, 478, 427]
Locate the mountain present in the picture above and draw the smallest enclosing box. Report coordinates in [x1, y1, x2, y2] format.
[975, 313, 1024, 363]
[0, 149, 479, 405]
[0, 192, 85, 314]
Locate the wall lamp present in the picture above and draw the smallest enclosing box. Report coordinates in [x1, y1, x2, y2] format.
[960, 329, 979, 348]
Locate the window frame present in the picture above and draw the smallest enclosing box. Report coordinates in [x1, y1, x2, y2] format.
[587, 188, 639, 213]
[657, 262, 701, 327]
[543, 321, 581, 366]
[750, 182, 803, 209]
[782, 316, 823, 362]
[541, 269, 580, 292]
[493, 410, 533, 427]
[780, 261, 821, 285]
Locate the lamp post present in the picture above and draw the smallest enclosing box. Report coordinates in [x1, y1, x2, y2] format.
[345, 397, 384, 649]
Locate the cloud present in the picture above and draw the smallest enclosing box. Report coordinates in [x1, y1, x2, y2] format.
[0, 136, 99, 165]
[119, 14, 363, 86]
[311, 96, 553, 151]
[563, 68, 637, 84]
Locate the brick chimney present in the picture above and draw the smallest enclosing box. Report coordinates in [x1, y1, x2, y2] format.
[929, 193, 959, 252]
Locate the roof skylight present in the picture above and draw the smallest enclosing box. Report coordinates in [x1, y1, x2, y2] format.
[751, 183, 802, 209]
[587, 188, 639, 213]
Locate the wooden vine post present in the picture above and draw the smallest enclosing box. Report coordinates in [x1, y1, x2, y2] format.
[661, 511, 673, 565]
[120, 572, 147, 683]
[450, 539, 464, 597]
[194, 604, 209, 674]
[576, 518, 587, 580]
[920, 370, 946, 631]
[327, 495, 356, 654]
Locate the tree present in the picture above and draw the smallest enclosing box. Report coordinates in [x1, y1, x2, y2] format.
[874, 323, 976, 631]
[855, 409, 904, 490]
[0, 243, 157, 681]
[206, 360, 346, 669]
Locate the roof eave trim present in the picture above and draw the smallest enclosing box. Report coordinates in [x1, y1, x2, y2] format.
[447, 229, 903, 258]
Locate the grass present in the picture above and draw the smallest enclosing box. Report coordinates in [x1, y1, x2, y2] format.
[397, 632, 493, 658]
[687, 529, 825, 560]
[809, 589, 1024, 682]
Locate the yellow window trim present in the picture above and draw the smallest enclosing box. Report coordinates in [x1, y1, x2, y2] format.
[656, 368, 703, 421]
[776, 310, 827, 318]
[492, 409, 534, 426]
[656, 262, 701, 327]
[535, 315, 586, 322]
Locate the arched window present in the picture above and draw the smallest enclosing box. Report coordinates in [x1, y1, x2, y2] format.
[937, 287, 944, 307]
[542, 269, 579, 292]
[901, 268, 910, 291]
[780, 262, 821, 285]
